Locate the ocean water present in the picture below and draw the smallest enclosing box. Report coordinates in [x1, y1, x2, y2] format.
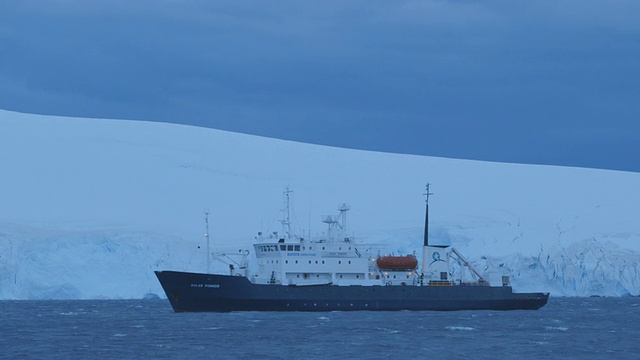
[1, 297, 639, 359]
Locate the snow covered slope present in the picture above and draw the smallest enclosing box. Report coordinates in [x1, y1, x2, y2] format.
[1, 109, 639, 299]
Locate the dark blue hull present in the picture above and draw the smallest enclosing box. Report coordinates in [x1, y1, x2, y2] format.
[155, 271, 549, 312]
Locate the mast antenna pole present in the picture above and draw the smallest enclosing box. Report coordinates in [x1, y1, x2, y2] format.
[282, 187, 293, 239]
[420, 183, 434, 278]
[424, 183, 433, 204]
[423, 183, 433, 247]
[205, 209, 211, 274]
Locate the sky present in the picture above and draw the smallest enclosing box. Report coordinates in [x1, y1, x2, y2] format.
[1, 1, 639, 172]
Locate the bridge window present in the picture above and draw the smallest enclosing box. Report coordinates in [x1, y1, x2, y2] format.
[280, 245, 286, 251]
[287, 245, 294, 251]
[295, 245, 300, 251]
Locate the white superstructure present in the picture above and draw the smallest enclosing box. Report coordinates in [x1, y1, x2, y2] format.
[251, 197, 393, 286]
[214, 187, 495, 288]
[252, 239, 384, 286]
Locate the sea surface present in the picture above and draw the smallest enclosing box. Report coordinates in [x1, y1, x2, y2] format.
[1, 297, 639, 359]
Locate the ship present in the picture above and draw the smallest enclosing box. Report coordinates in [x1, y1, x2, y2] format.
[155, 186, 549, 312]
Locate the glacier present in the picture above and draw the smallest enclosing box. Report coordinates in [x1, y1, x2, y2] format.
[0, 109, 639, 299]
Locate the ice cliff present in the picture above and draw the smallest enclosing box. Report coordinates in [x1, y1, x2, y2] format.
[1, 109, 639, 299]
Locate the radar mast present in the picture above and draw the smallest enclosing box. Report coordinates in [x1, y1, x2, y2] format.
[322, 203, 350, 242]
[280, 187, 293, 239]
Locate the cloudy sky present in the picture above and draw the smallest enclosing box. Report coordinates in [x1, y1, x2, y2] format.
[1, 1, 638, 172]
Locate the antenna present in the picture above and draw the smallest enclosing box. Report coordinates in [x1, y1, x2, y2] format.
[423, 184, 433, 247]
[205, 210, 211, 274]
[308, 208, 312, 241]
[424, 183, 433, 204]
[280, 187, 293, 239]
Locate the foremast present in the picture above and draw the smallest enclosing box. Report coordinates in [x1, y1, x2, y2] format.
[280, 187, 294, 240]
[419, 184, 489, 285]
[420, 184, 450, 284]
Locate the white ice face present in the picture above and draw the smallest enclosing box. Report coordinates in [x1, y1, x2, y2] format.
[1, 109, 639, 299]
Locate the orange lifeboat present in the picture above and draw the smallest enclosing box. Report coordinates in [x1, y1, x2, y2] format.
[376, 255, 418, 270]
